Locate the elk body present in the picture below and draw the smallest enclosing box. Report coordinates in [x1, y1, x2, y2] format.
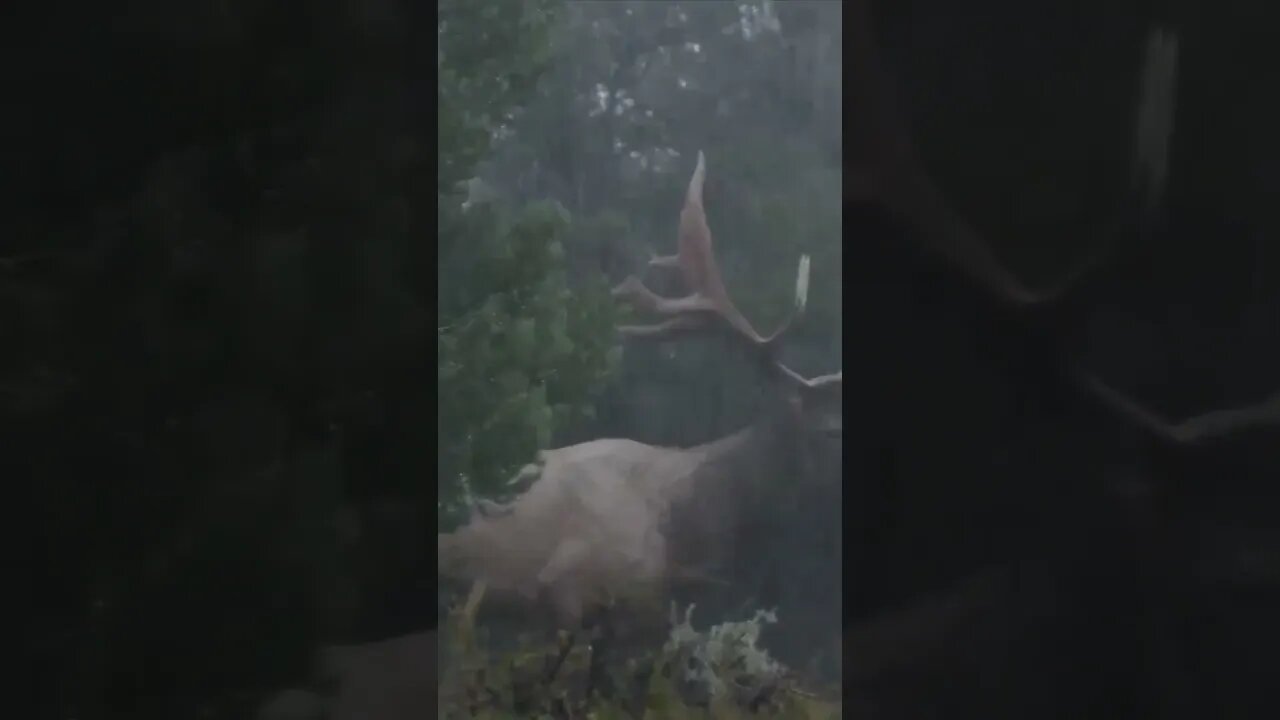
[437, 151, 843, 669]
[438, 435, 732, 628]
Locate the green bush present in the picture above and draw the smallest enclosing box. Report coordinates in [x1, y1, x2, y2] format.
[437, 590, 842, 719]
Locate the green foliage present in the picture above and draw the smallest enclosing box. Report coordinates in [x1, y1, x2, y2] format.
[437, 200, 619, 526]
[437, 0, 618, 527]
[438, 0, 561, 195]
[438, 595, 842, 719]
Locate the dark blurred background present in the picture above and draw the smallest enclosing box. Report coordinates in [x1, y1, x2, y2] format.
[7, 2, 431, 717]
[842, 0, 1279, 718]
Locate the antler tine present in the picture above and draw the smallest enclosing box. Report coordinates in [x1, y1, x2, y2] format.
[612, 150, 803, 350]
[775, 363, 843, 392]
[765, 257, 845, 394]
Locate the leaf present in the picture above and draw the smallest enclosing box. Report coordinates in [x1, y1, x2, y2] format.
[495, 370, 528, 396]
[511, 317, 537, 360]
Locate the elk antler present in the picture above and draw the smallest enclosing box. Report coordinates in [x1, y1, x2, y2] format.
[613, 151, 799, 346]
[612, 151, 838, 401]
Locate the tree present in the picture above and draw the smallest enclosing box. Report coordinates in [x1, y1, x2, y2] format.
[436, 0, 620, 528]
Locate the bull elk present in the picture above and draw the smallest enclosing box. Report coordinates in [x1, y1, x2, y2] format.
[437, 148, 844, 685]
